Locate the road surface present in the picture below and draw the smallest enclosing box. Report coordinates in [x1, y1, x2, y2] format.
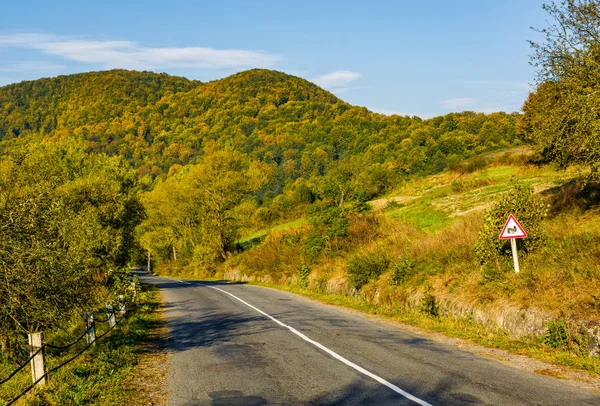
[140, 273, 600, 405]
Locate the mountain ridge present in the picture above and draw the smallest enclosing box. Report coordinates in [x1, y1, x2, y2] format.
[0, 68, 521, 180]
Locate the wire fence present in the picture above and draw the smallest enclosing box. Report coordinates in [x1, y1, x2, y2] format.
[0, 287, 135, 406]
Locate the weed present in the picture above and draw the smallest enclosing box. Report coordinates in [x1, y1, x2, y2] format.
[480, 261, 508, 283]
[0, 285, 165, 405]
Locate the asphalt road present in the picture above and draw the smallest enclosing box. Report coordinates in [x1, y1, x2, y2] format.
[140, 273, 600, 406]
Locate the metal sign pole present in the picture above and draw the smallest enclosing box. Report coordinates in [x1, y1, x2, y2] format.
[510, 238, 520, 274]
[500, 214, 526, 275]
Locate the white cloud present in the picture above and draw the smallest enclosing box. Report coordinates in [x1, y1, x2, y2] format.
[0, 33, 56, 46]
[441, 97, 475, 109]
[311, 70, 360, 89]
[0, 61, 66, 73]
[0, 33, 281, 70]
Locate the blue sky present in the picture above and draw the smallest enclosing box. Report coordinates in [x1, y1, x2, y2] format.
[0, 0, 548, 118]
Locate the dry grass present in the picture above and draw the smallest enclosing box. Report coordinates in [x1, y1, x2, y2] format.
[410, 213, 482, 259]
[121, 292, 169, 406]
[233, 227, 306, 282]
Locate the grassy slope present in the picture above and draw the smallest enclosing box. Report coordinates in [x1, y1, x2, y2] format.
[157, 148, 600, 376]
[380, 163, 577, 232]
[0, 285, 167, 406]
[216, 151, 600, 375]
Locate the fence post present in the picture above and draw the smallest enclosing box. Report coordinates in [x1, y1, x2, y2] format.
[131, 281, 137, 304]
[27, 332, 46, 386]
[85, 313, 96, 345]
[118, 295, 126, 316]
[106, 303, 116, 328]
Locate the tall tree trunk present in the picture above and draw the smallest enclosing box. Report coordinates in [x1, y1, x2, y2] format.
[172, 245, 177, 262]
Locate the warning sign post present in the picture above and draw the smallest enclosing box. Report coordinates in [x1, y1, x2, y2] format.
[499, 214, 527, 274]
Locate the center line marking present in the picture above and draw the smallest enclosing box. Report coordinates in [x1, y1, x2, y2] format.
[206, 285, 433, 406]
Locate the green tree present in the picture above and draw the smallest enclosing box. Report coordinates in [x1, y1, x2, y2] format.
[140, 149, 268, 265]
[0, 143, 143, 344]
[523, 0, 600, 174]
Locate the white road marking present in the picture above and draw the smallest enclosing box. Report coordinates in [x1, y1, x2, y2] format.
[207, 285, 433, 406]
[177, 280, 191, 284]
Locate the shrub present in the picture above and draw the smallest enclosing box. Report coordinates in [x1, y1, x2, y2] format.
[347, 252, 390, 290]
[302, 203, 349, 254]
[384, 200, 402, 210]
[351, 199, 373, 213]
[298, 264, 310, 288]
[449, 156, 488, 174]
[389, 257, 415, 286]
[253, 206, 279, 225]
[419, 286, 439, 317]
[544, 321, 568, 349]
[475, 182, 548, 269]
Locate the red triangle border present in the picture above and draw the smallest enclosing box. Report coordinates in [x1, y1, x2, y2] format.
[499, 214, 528, 239]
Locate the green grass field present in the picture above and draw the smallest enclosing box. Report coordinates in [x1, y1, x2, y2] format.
[381, 164, 582, 233]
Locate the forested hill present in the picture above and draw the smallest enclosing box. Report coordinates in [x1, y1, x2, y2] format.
[0, 68, 520, 180]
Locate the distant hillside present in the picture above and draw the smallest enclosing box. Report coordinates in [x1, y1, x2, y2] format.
[0, 68, 521, 181]
[0, 70, 198, 135]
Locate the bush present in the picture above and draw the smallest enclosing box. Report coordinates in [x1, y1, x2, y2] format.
[347, 252, 390, 290]
[475, 182, 548, 269]
[302, 203, 349, 254]
[389, 257, 415, 286]
[419, 286, 439, 317]
[544, 320, 568, 349]
[449, 156, 488, 174]
[0, 144, 143, 341]
[298, 264, 310, 288]
[384, 200, 402, 210]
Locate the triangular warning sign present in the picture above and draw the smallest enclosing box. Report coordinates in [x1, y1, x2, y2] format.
[499, 214, 527, 239]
